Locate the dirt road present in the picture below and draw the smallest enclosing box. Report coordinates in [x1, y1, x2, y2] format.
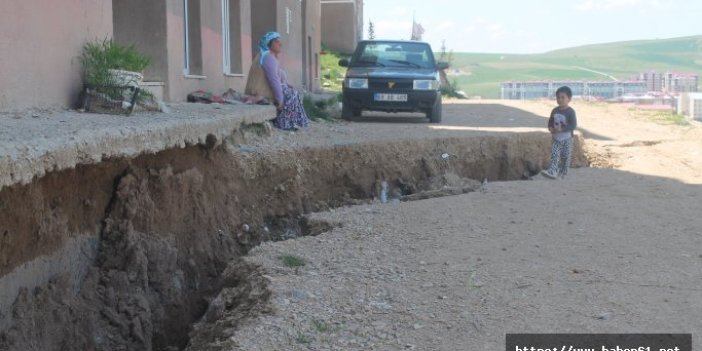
[189, 100, 702, 350]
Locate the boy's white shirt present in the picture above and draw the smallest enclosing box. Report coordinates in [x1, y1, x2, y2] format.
[552, 112, 571, 142]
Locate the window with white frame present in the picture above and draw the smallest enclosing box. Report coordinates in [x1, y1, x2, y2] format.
[222, 0, 243, 75]
[183, 0, 203, 76]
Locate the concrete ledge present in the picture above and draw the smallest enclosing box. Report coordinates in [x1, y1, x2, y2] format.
[0, 103, 275, 191]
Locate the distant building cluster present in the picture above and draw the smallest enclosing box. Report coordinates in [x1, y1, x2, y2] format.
[639, 71, 699, 93]
[501, 71, 698, 101]
[500, 80, 647, 100]
[500, 71, 701, 121]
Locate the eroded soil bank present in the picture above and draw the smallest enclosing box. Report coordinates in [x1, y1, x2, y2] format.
[0, 129, 585, 351]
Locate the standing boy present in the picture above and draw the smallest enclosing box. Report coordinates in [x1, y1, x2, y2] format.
[541, 86, 577, 179]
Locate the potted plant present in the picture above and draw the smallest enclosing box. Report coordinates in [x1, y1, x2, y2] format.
[80, 38, 151, 114]
[81, 38, 151, 87]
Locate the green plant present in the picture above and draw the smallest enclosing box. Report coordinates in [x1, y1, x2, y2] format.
[279, 255, 306, 268]
[320, 45, 348, 92]
[134, 88, 157, 105]
[438, 40, 464, 98]
[81, 38, 151, 86]
[295, 332, 312, 344]
[303, 94, 338, 121]
[643, 110, 689, 126]
[312, 320, 332, 333]
[441, 78, 464, 98]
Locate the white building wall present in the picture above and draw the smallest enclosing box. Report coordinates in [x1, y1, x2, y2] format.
[677, 93, 702, 121]
[692, 94, 702, 121]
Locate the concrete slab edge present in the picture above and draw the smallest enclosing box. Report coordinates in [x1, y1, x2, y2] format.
[0, 106, 273, 191]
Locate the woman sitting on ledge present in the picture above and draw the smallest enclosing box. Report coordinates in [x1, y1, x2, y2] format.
[245, 31, 309, 131]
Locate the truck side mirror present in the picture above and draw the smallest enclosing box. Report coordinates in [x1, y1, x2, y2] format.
[436, 62, 449, 70]
[339, 59, 350, 67]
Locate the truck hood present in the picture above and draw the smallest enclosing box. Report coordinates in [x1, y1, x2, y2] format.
[346, 67, 438, 80]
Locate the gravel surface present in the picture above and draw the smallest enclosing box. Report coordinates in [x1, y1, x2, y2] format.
[188, 100, 702, 350]
[231, 168, 702, 350]
[251, 101, 548, 151]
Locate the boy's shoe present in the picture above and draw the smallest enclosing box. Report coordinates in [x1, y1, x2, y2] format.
[540, 169, 557, 179]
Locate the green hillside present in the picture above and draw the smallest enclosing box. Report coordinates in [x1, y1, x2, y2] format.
[446, 36, 702, 98]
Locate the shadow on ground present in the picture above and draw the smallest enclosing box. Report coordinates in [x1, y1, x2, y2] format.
[350, 103, 548, 129]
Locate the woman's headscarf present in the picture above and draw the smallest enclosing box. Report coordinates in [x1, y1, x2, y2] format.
[259, 31, 281, 65]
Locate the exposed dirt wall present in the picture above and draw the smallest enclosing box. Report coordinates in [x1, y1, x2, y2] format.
[0, 132, 585, 351]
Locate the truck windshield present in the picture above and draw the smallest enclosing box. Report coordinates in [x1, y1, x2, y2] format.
[351, 42, 435, 68]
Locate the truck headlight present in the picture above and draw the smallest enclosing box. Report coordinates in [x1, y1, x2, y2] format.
[413, 80, 439, 90]
[345, 78, 368, 89]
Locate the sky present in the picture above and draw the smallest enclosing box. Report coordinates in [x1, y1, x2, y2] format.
[363, 0, 702, 54]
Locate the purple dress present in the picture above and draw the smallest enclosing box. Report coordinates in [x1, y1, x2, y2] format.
[262, 54, 310, 130]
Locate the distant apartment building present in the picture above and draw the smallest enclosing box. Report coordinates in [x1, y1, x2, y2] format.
[677, 92, 702, 121]
[639, 71, 699, 93]
[639, 71, 662, 91]
[665, 72, 699, 93]
[500, 81, 647, 100]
